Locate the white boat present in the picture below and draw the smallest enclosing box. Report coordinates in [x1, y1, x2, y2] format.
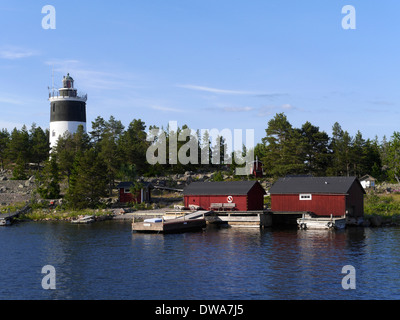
[71, 215, 95, 224]
[0, 218, 11, 226]
[297, 214, 346, 230]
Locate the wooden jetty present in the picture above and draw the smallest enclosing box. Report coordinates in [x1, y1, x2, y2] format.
[132, 210, 208, 233]
[0, 205, 30, 226]
[207, 211, 272, 228]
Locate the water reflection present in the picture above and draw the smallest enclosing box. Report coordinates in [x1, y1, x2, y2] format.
[2, 222, 400, 299]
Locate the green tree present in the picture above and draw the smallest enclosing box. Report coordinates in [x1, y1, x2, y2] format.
[90, 116, 107, 145]
[0, 129, 10, 170]
[54, 125, 90, 186]
[119, 119, 149, 175]
[8, 126, 30, 164]
[385, 132, 400, 183]
[261, 113, 306, 177]
[329, 122, 352, 176]
[65, 149, 108, 209]
[29, 124, 50, 168]
[300, 121, 330, 176]
[12, 154, 28, 180]
[37, 155, 61, 199]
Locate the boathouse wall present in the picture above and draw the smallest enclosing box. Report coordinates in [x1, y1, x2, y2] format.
[271, 194, 346, 216]
[345, 181, 364, 217]
[118, 188, 142, 204]
[269, 176, 365, 218]
[185, 195, 248, 211]
[116, 182, 153, 204]
[183, 181, 266, 211]
[247, 183, 266, 210]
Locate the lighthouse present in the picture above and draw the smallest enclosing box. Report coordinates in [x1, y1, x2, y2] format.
[49, 73, 87, 150]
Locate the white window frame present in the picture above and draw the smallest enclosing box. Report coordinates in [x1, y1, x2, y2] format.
[299, 194, 312, 201]
[124, 188, 131, 194]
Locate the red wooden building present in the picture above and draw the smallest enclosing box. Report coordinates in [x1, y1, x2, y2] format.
[116, 182, 153, 204]
[249, 156, 263, 178]
[183, 181, 266, 211]
[269, 176, 365, 218]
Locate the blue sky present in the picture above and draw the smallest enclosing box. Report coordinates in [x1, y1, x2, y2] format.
[0, 0, 399, 145]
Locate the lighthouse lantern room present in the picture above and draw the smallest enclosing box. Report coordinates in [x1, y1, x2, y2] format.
[49, 73, 87, 150]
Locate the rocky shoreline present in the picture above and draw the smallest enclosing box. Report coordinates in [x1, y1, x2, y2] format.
[2, 169, 400, 227]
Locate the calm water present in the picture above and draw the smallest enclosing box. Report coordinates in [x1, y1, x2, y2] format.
[0, 221, 399, 300]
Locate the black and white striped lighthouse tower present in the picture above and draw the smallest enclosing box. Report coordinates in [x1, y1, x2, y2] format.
[49, 73, 87, 149]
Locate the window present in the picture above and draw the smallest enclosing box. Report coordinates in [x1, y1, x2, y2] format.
[299, 194, 312, 200]
[124, 188, 131, 194]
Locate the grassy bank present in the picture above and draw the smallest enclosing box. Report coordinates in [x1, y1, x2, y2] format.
[364, 193, 400, 225]
[20, 209, 114, 222]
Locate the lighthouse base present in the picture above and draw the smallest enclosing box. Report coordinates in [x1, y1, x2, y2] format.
[50, 121, 86, 150]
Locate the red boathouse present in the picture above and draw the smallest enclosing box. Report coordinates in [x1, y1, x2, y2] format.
[269, 176, 365, 218]
[183, 181, 266, 211]
[249, 156, 263, 178]
[116, 181, 153, 204]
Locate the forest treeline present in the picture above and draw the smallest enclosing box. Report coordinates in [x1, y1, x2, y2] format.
[0, 112, 399, 208]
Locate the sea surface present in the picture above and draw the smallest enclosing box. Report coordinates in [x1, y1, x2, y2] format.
[0, 221, 399, 300]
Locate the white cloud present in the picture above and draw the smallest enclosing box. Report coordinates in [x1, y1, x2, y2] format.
[151, 105, 183, 113]
[45, 59, 139, 91]
[0, 96, 24, 105]
[0, 46, 38, 60]
[281, 104, 294, 110]
[177, 84, 260, 95]
[221, 106, 254, 112]
[257, 104, 296, 117]
[0, 120, 24, 130]
[177, 84, 287, 98]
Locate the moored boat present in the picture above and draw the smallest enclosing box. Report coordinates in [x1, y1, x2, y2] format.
[0, 218, 11, 226]
[297, 214, 346, 230]
[71, 215, 95, 224]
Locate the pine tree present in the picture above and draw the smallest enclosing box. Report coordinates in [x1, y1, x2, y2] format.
[37, 155, 60, 199]
[65, 149, 108, 209]
[329, 122, 352, 176]
[261, 113, 306, 177]
[385, 132, 400, 183]
[0, 129, 10, 170]
[300, 121, 330, 176]
[119, 119, 149, 175]
[12, 154, 28, 180]
[29, 124, 50, 168]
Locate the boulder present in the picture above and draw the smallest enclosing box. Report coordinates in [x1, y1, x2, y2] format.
[370, 216, 383, 227]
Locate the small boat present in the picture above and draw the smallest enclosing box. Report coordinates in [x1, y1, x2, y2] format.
[71, 215, 95, 224]
[0, 218, 11, 226]
[297, 214, 346, 230]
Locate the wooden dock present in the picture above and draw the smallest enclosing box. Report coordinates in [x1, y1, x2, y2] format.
[0, 205, 30, 226]
[207, 211, 272, 228]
